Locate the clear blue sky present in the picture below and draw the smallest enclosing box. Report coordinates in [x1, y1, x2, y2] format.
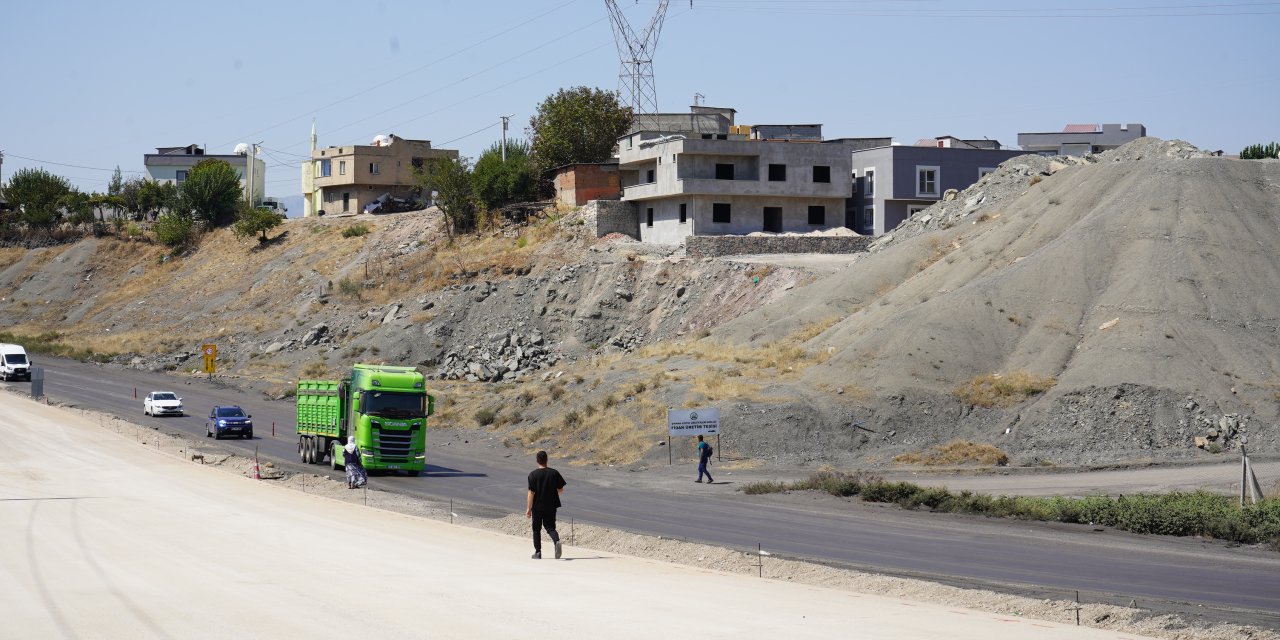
[2, 0, 1277, 200]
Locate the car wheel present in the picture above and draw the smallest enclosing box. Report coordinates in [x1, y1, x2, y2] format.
[206, 426, 212, 438]
[245, 431, 253, 440]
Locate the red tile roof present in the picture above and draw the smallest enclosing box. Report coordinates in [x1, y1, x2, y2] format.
[1062, 124, 1099, 133]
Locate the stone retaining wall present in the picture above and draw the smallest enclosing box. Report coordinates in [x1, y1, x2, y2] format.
[685, 235, 872, 258]
[584, 200, 639, 239]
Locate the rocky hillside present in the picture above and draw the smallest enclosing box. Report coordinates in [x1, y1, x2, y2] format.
[3, 138, 1277, 469]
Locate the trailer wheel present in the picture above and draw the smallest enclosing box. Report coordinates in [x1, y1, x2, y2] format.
[308, 436, 319, 464]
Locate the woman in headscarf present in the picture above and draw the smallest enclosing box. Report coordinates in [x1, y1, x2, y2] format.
[344, 436, 367, 489]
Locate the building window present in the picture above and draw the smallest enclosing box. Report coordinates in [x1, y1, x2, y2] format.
[865, 169, 875, 196]
[768, 164, 786, 181]
[320, 160, 332, 177]
[175, 170, 188, 184]
[339, 161, 346, 176]
[861, 206, 874, 231]
[646, 168, 655, 183]
[916, 166, 939, 197]
[679, 203, 687, 223]
[712, 202, 731, 223]
[701, 134, 713, 140]
[813, 165, 831, 183]
[907, 205, 930, 217]
[627, 137, 634, 149]
[715, 163, 735, 180]
[808, 205, 825, 225]
[369, 162, 381, 175]
[978, 167, 996, 179]
[646, 208, 654, 227]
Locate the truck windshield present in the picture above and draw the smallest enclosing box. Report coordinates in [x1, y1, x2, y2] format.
[362, 391, 425, 419]
[4, 354, 27, 365]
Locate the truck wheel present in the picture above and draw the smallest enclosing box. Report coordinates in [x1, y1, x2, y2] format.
[408, 470, 420, 477]
[304, 436, 315, 464]
[298, 437, 306, 462]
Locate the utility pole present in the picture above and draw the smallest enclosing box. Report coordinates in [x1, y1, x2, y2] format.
[500, 114, 514, 162]
[0, 150, 5, 185]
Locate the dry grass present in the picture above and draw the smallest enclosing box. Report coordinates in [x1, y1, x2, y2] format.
[915, 237, 961, 273]
[1029, 174, 1043, 186]
[953, 371, 1056, 408]
[893, 440, 1010, 466]
[690, 369, 760, 402]
[300, 360, 329, 379]
[790, 316, 840, 343]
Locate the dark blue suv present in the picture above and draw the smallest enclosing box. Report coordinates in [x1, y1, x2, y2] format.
[206, 405, 253, 440]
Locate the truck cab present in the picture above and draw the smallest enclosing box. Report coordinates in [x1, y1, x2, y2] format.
[0, 344, 31, 381]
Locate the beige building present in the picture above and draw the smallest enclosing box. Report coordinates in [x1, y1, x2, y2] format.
[302, 131, 457, 216]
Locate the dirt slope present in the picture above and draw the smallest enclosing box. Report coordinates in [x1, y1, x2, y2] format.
[708, 140, 1280, 464]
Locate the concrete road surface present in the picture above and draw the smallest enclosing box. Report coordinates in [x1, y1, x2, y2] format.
[0, 397, 1162, 639]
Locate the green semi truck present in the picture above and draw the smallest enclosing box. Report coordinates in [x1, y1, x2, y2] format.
[295, 363, 435, 476]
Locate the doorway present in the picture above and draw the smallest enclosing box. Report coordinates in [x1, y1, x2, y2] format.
[763, 207, 783, 233]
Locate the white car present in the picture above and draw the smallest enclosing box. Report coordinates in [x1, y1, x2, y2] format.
[144, 391, 184, 417]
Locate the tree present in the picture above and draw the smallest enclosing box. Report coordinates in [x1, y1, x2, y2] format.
[118, 177, 145, 219]
[472, 138, 536, 209]
[89, 193, 122, 223]
[1241, 142, 1279, 160]
[181, 159, 242, 225]
[59, 190, 95, 229]
[414, 157, 477, 239]
[3, 167, 72, 228]
[232, 203, 285, 243]
[138, 179, 182, 219]
[528, 86, 632, 181]
[108, 166, 124, 197]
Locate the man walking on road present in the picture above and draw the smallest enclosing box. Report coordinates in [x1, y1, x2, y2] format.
[695, 435, 714, 484]
[526, 450, 566, 559]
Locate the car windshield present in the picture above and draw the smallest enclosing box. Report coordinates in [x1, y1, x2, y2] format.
[153, 393, 177, 401]
[4, 354, 27, 365]
[362, 391, 426, 419]
[215, 407, 246, 417]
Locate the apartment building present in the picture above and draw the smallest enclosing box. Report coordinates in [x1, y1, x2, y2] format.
[303, 133, 457, 216]
[618, 122, 884, 244]
[143, 144, 266, 204]
[849, 138, 1026, 235]
[1017, 123, 1147, 157]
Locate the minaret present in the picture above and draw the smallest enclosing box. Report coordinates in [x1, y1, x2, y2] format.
[302, 120, 318, 217]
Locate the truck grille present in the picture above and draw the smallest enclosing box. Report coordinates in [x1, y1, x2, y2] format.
[374, 428, 419, 462]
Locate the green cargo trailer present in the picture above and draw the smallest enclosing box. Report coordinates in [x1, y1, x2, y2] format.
[295, 363, 435, 475]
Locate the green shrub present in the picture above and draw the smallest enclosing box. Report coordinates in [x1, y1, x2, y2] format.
[337, 277, 361, 298]
[742, 481, 789, 495]
[474, 407, 497, 426]
[154, 213, 195, 247]
[342, 223, 370, 238]
[742, 468, 1280, 545]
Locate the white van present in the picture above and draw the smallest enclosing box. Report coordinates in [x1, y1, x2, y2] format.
[0, 344, 31, 381]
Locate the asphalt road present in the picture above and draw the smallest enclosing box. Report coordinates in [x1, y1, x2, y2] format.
[12, 357, 1280, 619]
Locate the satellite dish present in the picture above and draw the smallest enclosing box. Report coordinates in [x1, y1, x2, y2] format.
[233, 143, 250, 155]
[372, 134, 392, 147]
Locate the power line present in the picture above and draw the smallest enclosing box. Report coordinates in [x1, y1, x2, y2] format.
[286, 16, 611, 152]
[692, 1, 1280, 17]
[3, 153, 143, 174]
[211, 0, 582, 149]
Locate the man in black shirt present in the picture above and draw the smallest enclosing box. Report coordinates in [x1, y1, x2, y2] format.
[526, 450, 567, 559]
